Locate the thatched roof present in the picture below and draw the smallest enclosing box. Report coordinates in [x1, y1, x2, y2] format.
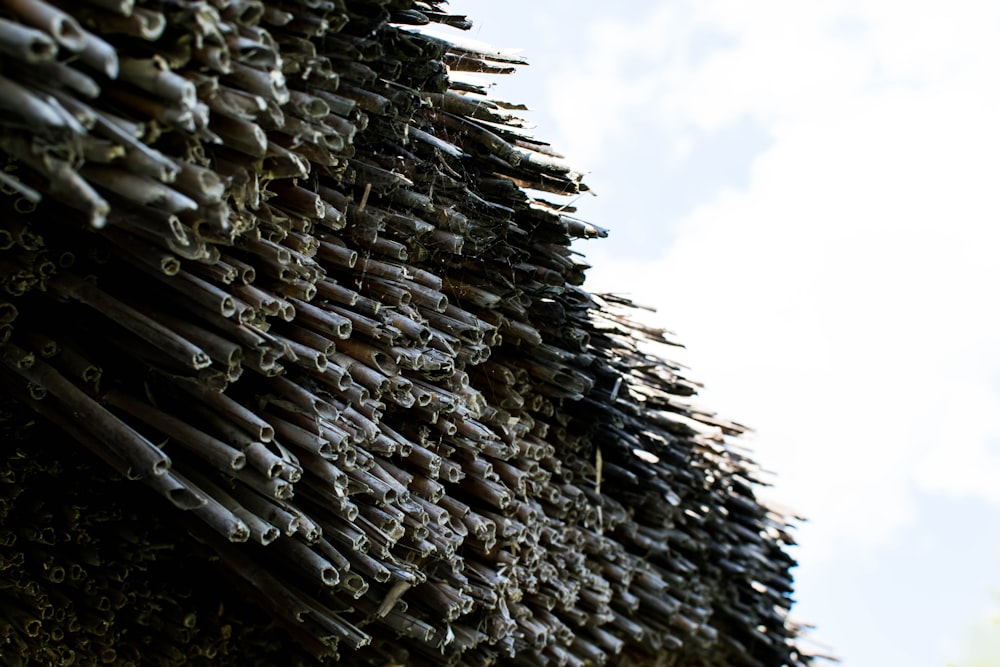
[0, 1, 811, 665]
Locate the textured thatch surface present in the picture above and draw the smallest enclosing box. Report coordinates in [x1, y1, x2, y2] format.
[0, 1, 810, 665]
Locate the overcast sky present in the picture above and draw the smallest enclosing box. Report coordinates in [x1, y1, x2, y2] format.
[442, 2, 1000, 665]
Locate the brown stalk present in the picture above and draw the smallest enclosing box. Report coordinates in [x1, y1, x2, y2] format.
[103, 228, 180, 276]
[174, 161, 226, 204]
[182, 468, 280, 546]
[188, 490, 251, 543]
[219, 253, 257, 283]
[0, 17, 57, 62]
[210, 115, 269, 157]
[49, 273, 212, 370]
[331, 353, 389, 396]
[118, 59, 197, 107]
[241, 441, 286, 480]
[86, 6, 165, 41]
[224, 60, 289, 105]
[0, 74, 67, 128]
[81, 165, 198, 213]
[0, 344, 170, 478]
[226, 484, 298, 536]
[279, 537, 341, 587]
[278, 324, 337, 357]
[165, 375, 275, 442]
[271, 333, 328, 372]
[266, 411, 335, 458]
[81, 0, 135, 15]
[144, 470, 209, 511]
[4, 0, 87, 52]
[288, 297, 352, 339]
[51, 341, 101, 386]
[234, 464, 294, 500]
[104, 390, 247, 473]
[268, 374, 340, 421]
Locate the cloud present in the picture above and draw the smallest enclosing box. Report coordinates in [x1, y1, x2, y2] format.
[445, 3, 1000, 663]
[946, 596, 1000, 667]
[567, 0, 1000, 563]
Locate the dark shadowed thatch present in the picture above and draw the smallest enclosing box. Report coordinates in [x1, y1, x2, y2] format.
[0, 1, 812, 665]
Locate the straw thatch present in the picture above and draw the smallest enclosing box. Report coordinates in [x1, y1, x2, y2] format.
[0, 1, 812, 665]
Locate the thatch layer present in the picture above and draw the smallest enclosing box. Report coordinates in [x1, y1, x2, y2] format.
[0, 1, 810, 665]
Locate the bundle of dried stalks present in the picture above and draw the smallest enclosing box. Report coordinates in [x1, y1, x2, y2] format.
[0, 1, 812, 666]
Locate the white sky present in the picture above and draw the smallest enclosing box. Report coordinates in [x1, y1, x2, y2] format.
[447, 1, 1000, 665]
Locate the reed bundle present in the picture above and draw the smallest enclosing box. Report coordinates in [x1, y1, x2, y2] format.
[0, 1, 812, 665]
